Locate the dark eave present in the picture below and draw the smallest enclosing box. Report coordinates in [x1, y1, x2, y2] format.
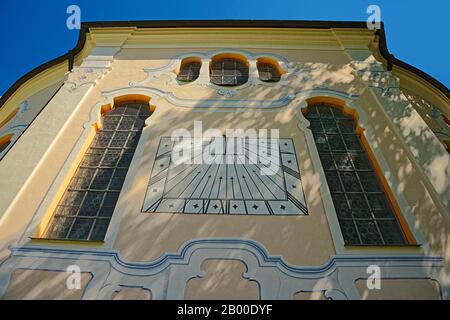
[0, 19, 448, 110]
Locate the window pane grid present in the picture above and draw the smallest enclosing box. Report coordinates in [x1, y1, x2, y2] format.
[338, 217, 399, 221]
[210, 58, 249, 86]
[54, 212, 113, 219]
[177, 61, 201, 82]
[306, 104, 406, 245]
[45, 103, 149, 241]
[257, 62, 281, 82]
[54, 192, 119, 220]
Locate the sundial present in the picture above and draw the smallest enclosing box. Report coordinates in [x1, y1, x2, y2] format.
[143, 137, 308, 215]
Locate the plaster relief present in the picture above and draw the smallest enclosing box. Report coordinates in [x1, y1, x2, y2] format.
[184, 259, 260, 300]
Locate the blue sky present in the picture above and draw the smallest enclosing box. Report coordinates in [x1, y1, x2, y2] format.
[0, 0, 448, 95]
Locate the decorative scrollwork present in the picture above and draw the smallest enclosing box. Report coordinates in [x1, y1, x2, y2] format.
[66, 67, 108, 92]
[216, 88, 238, 98]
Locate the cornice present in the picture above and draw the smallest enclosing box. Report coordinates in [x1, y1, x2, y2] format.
[0, 20, 448, 113]
[374, 26, 449, 103]
[332, 28, 375, 50]
[121, 27, 344, 50]
[89, 27, 135, 47]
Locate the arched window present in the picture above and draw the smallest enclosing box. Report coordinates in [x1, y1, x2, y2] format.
[305, 104, 407, 245]
[44, 102, 151, 241]
[257, 61, 281, 82]
[177, 59, 201, 82]
[210, 58, 249, 86]
[0, 134, 13, 154]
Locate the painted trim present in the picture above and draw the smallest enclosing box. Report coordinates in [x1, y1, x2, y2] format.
[0, 238, 445, 300]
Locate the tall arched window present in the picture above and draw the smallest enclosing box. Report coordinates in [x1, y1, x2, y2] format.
[45, 102, 151, 241]
[177, 59, 201, 82]
[210, 58, 249, 86]
[305, 104, 407, 245]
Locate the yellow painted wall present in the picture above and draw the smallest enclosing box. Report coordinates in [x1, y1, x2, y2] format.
[356, 279, 441, 300]
[0, 26, 448, 299]
[2, 269, 92, 300]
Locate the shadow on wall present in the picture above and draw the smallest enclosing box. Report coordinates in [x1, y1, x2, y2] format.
[3, 54, 450, 300]
[359, 87, 450, 266]
[112, 57, 450, 298]
[355, 278, 441, 300]
[2, 269, 92, 300]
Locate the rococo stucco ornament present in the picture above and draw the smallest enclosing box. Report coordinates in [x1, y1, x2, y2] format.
[66, 67, 109, 92]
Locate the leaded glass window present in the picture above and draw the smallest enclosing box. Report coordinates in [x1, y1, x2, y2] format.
[210, 58, 249, 86]
[45, 103, 151, 241]
[305, 104, 407, 245]
[257, 62, 281, 82]
[177, 61, 201, 82]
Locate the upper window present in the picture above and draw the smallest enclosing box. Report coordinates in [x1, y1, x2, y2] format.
[177, 58, 201, 82]
[257, 61, 281, 82]
[0, 134, 13, 154]
[305, 104, 407, 245]
[44, 102, 151, 241]
[210, 57, 249, 86]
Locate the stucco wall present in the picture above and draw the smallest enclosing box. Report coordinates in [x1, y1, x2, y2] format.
[2, 269, 92, 300]
[184, 259, 260, 300]
[355, 278, 441, 300]
[0, 28, 448, 299]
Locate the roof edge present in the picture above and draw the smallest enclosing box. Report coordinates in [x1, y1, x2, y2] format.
[376, 26, 449, 101]
[0, 24, 89, 109]
[0, 20, 448, 110]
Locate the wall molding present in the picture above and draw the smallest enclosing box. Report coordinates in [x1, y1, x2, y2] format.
[129, 49, 296, 95]
[0, 238, 446, 300]
[102, 86, 358, 110]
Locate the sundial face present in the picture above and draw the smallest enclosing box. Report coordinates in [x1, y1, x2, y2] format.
[143, 137, 308, 215]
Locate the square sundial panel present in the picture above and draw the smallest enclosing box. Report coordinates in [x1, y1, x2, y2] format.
[143, 137, 308, 215]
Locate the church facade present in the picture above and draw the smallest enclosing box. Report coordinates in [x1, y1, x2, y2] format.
[0, 20, 449, 300]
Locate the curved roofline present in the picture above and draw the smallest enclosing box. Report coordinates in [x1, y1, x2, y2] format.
[0, 19, 448, 110]
[375, 25, 449, 100]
